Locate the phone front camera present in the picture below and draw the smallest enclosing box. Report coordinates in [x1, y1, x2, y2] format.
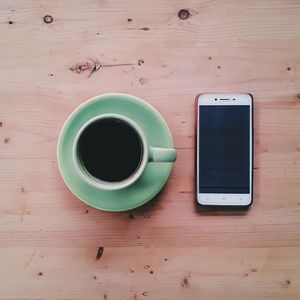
[214, 98, 217, 101]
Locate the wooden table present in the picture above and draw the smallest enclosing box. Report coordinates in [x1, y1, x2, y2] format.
[1, 1, 300, 299]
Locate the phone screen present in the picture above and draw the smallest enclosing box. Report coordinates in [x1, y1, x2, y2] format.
[198, 105, 250, 194]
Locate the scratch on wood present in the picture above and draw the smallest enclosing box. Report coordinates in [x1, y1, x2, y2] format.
[20, 201, 27, 222]
[25, 250, 36, 269]
[103, 63, 135, 68]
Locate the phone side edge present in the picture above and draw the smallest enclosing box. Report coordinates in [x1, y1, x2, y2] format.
[195, 94, 202, 206]
[247, 93, 254, 208]
[195, 94, 209, 207]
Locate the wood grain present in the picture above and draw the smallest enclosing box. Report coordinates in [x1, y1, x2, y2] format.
[0, 0, 300, 299]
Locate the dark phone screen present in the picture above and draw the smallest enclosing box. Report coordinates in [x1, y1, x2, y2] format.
[198, 105, 250, 194]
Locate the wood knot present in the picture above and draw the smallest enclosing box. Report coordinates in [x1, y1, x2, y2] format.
[138, 58, 144, 66]
[143, 212, 150, 218]
[181, 276, 189, 287]
[283, 280, 291, 288]
[178, 9, 190, 20]
[69, 59, 101, 77]
[43, 15, 53, 24]
[96, 246, 104, 260]
[181, 273, 191, 288]
[139, 77, 148, 85]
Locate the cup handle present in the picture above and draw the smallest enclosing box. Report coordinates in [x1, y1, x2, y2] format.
[149, 147, 177, 162]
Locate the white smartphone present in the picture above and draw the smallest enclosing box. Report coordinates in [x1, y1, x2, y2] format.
[196, 93, 253, 207]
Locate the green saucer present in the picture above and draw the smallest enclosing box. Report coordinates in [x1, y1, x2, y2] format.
[57, 93, 175, 211]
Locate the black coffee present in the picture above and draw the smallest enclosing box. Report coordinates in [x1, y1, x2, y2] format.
[78, 118, 143, 182]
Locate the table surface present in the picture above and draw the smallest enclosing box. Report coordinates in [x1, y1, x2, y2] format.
[1, 1, 300, 299]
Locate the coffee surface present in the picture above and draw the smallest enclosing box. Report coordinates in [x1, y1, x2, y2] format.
[78, 118, 143, 182]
